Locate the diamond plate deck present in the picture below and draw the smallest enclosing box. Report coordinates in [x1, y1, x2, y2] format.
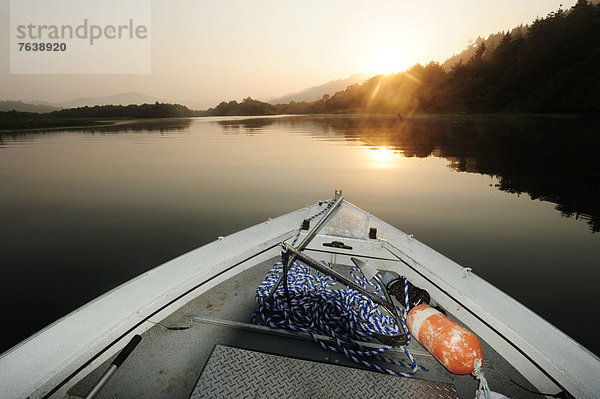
[189, 345, 459, 399]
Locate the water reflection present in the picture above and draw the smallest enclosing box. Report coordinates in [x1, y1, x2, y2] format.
[365, 146, 402, 169]
[217, 118, 273, 133]
[219, 115, 600, 232]
[0, 118, 192, 143]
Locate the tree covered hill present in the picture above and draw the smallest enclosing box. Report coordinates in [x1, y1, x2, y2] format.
[302, 0, 600, 115]
[443, 0, 600, 70]
[208, 1, 600, 115]
[203, 97, 277, 116]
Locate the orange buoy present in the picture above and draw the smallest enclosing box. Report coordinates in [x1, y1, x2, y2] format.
[406, 304, 483, 374]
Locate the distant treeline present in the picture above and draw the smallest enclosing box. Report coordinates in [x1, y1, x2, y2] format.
[201, 98, 277, 116]
[50, 102, 200, 118]
[1, 110, 103, 129]
[206, 1, 600, 116]
[0, 103, 201, 129]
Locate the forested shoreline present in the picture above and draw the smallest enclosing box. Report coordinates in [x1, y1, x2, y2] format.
[0, 103, 200, 130]
[206, 1, 600, 116]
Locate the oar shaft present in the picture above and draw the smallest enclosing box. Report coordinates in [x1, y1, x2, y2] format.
[84, 334, 142, 399]
[84, 365, 117, 399]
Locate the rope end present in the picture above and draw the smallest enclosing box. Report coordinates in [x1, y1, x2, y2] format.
[472, 358, 491, 399]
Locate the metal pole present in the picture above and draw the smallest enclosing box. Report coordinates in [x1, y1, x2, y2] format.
[266, 192, 344, 302]
[296, 192, 344, 250]
[84, 334, 142, 399]
[84, 365, 117, 399]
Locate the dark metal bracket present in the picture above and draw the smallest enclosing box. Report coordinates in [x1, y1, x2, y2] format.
[323, 241, 353, 250]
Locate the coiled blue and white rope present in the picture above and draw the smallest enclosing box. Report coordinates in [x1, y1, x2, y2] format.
[253, 259, 423, 377]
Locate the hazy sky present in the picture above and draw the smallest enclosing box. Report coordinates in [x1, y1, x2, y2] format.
[1, 0, 574, 108]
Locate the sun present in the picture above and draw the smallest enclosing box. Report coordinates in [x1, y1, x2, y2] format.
[370, 51, 406, 75]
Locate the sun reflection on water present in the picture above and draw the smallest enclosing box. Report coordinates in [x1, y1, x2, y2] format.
[366, 145, 401, 169]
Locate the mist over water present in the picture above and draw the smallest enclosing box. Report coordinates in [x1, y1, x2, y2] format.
[1, 115, 598, 356]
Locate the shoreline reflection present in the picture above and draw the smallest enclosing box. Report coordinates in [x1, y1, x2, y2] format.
[219, 115, 600, 232]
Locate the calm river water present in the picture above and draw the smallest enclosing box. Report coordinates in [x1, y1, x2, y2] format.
[1, 115, 599, 356]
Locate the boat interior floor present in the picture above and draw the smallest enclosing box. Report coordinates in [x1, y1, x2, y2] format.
[67, 256, 545, 399]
